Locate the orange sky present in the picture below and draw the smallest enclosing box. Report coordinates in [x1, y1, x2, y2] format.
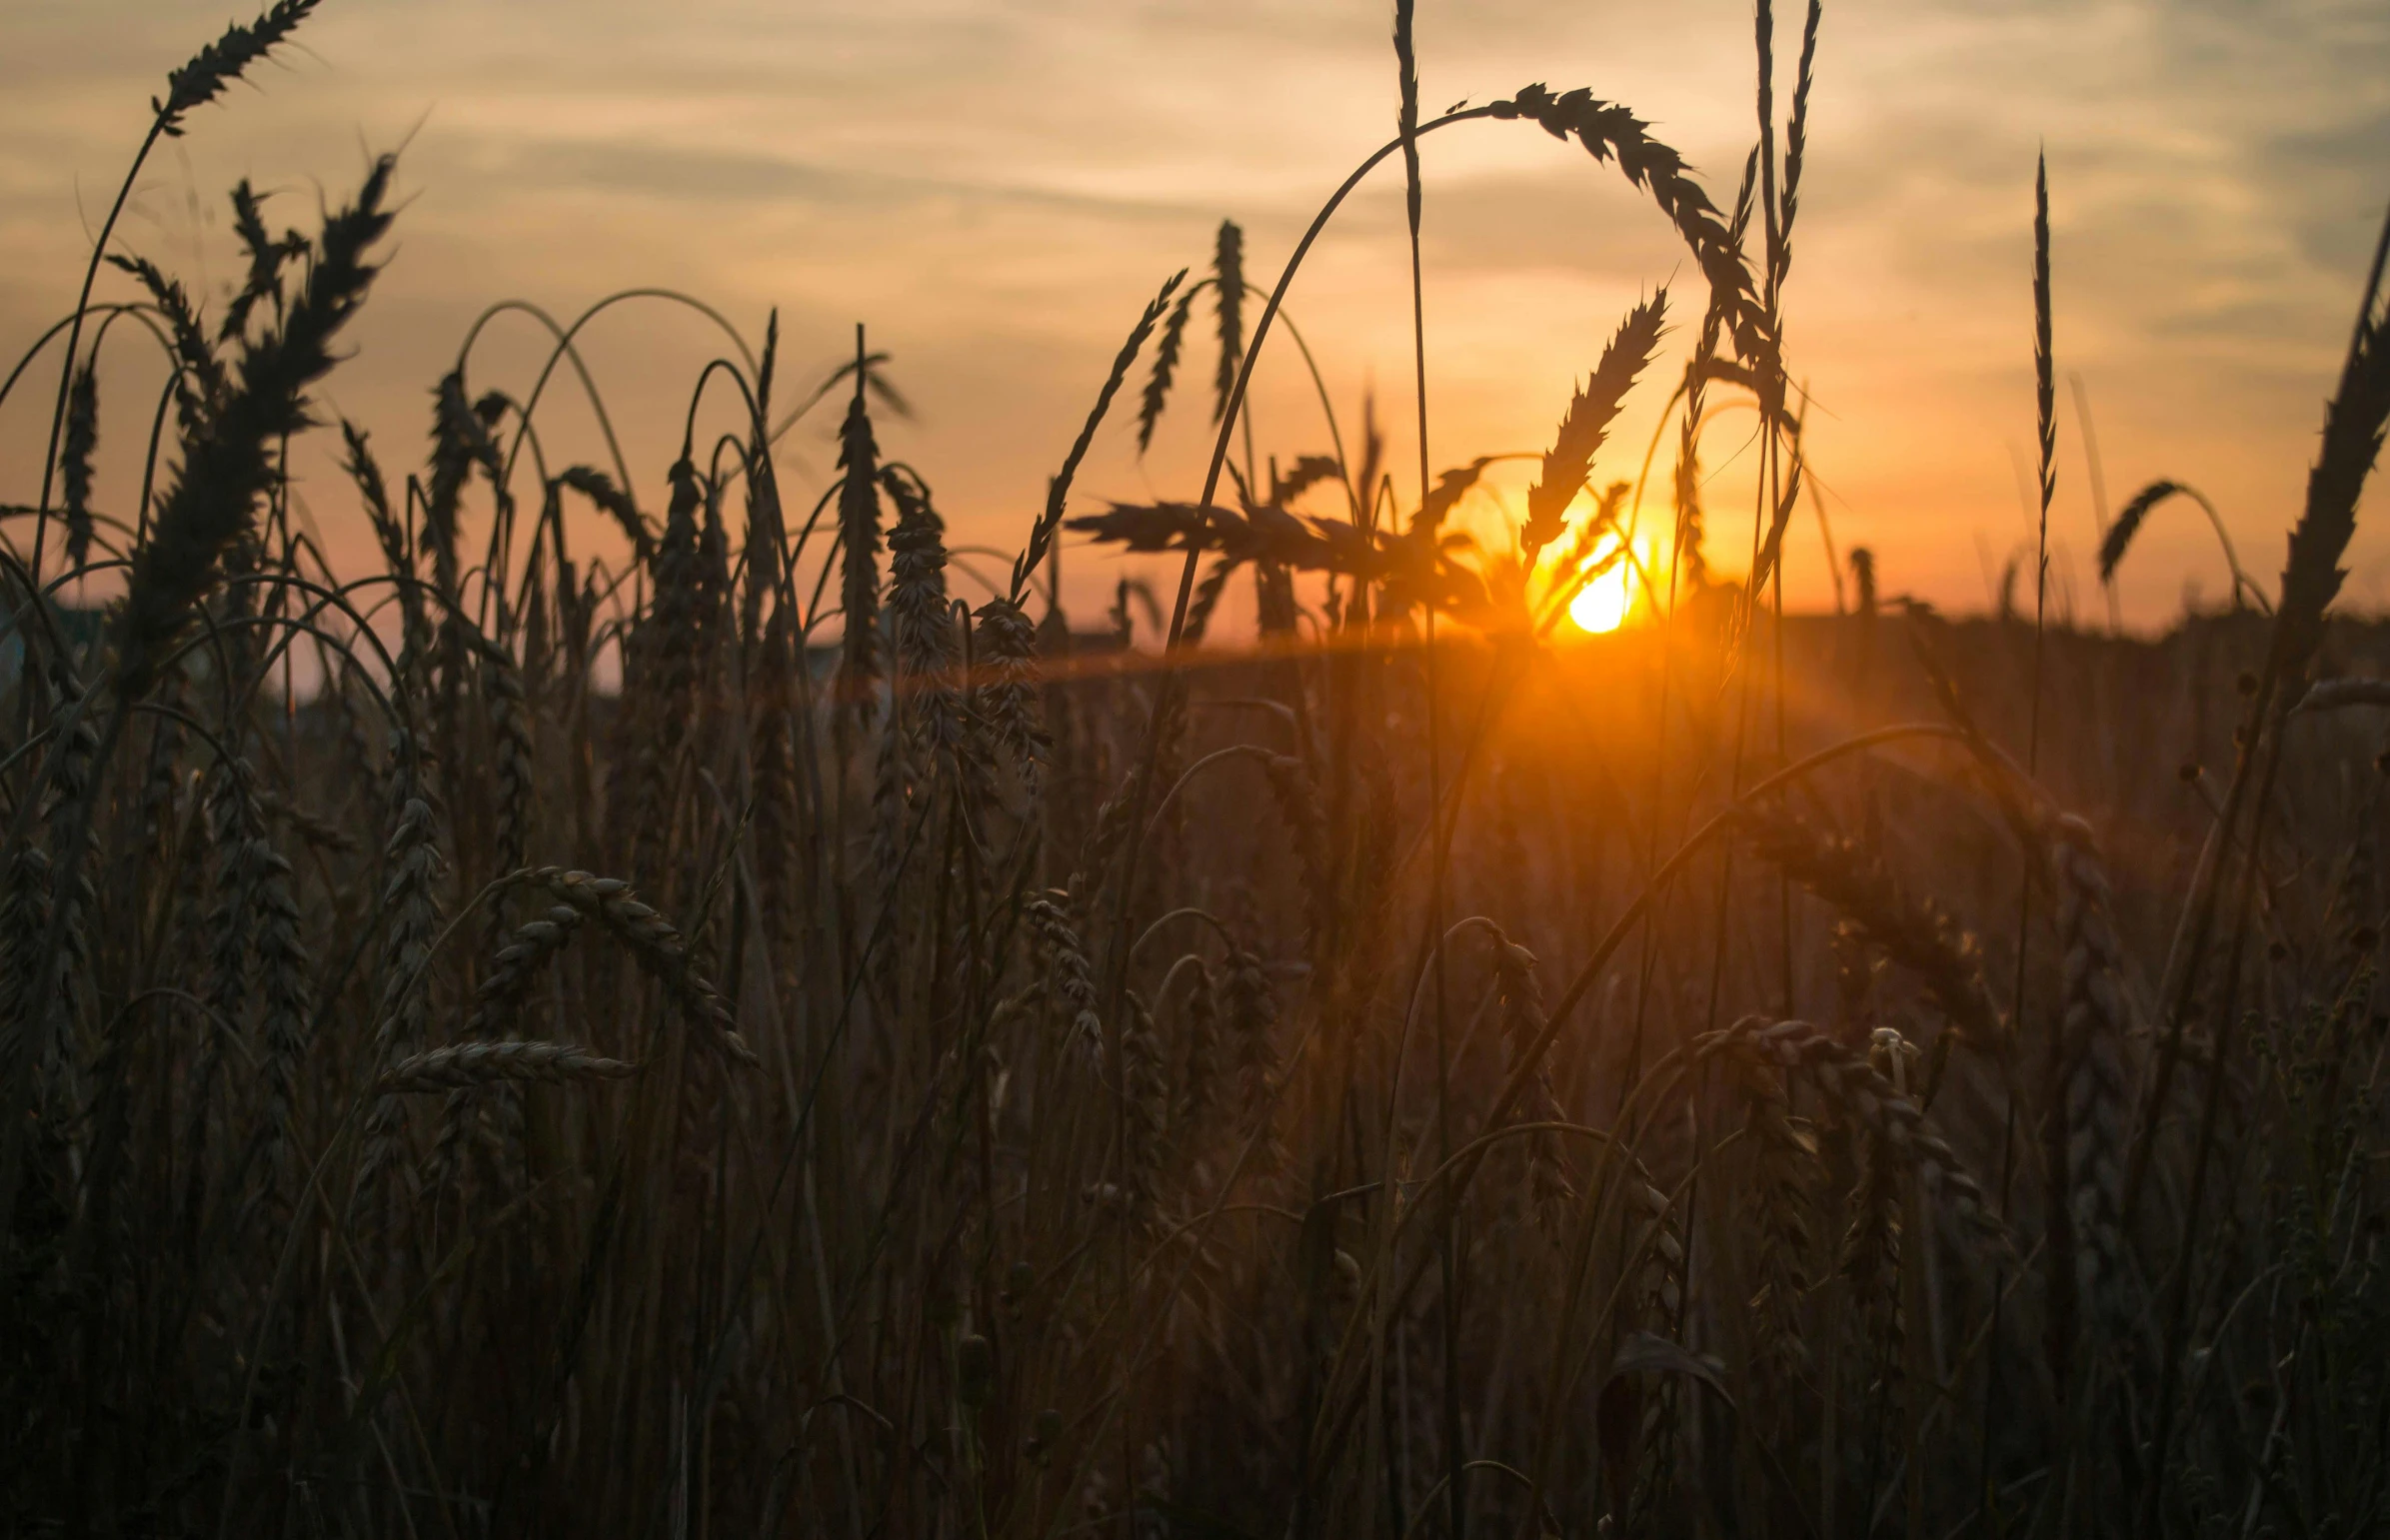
[3, 0, 2386, 632]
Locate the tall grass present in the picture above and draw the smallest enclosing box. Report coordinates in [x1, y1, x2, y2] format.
[6, 3, 2390, 1536]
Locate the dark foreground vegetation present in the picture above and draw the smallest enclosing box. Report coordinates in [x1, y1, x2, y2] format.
[7, 2, 2390, 1535]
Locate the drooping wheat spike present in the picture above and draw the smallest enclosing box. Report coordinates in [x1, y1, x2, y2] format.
[1026, 893, 1102, 1065]
[971, 596, 1048, 795]
[465, 904, 584, 1041]
[837, 326, 886, 716]
[2048, 813, 2132, 1362]
[2098, 479, 2179, 584]
[1138, 278, 1205, 454]
[1014, 269, 1186, 602]
[530, 868, 757, 1067]
[1273, 453, 1343, 508]
[1491, 84, 1763, 360]
[152, 0, 323, 138]
[108, 253, 222, 433]
[1696, 1017, 2001, 1241]
[2098, 480, 2263, 612]
[556, 465, 653, 565]
[1734, 806, 2004, 1055]
[1491, 937, 1574, 1245]
[1210, 221, 1245, 428]
[1521, 292, 1667, 558]
[434, 899, 583, 1189]
[379, 1040, 638, 1095]
[59, 358, 98, 570]
[114, 156, 394, 701]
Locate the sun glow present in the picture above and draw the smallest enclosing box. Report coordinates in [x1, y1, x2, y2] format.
[1560, 529, 1647, 635]
[1569, 561, 1633, 634]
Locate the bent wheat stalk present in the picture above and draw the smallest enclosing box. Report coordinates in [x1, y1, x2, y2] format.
[378, 1040, 638, 1094]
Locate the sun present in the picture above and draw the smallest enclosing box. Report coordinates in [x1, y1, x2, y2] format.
[1568, 560, 1633, 634]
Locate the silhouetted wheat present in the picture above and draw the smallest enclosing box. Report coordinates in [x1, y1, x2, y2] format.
[8, 6, 2390, 1536]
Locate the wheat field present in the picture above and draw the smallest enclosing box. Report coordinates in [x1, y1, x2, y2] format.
[6, 2, 2390, 1535]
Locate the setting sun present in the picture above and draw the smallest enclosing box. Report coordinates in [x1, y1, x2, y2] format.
[1569, 561, 1633, 634]
[1563, 533, 1647, 634]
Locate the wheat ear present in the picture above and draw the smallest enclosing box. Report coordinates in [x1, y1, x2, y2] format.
[379, 1040, 638, 1094]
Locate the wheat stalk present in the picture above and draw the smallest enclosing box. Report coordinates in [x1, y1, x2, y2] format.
[107, 253, 222, 434]
[113, 158, 394, 700]
[1522, 293, 1667, 558]
[1734, 806, 2005, 1056]
[1013, 270, 1185, 603]
[1136, 278, 1205, 454]
[1491, 84, 1762, 360]
[556, 465, 653, 564]
[530, 867, 757, 1066]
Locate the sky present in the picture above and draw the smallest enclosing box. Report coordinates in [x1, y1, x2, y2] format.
[2, 0, 2387, 632]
